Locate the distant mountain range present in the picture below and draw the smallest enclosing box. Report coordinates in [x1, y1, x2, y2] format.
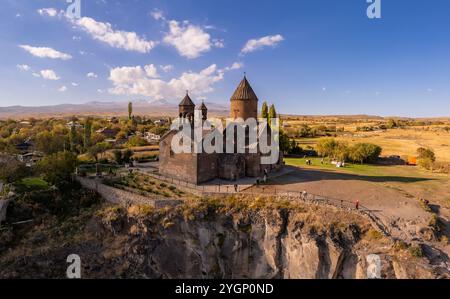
[0, 100, 229, 119]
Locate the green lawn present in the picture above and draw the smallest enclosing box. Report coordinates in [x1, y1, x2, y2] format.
[15, 177, 50, 192]
[285, 157, 390, 177]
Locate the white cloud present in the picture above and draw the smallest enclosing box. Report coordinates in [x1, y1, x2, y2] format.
[71, 82, 78, 87]
[160, 64, 174, 73]
[40, 69, 60, 80]
[144, 64, 159, 78]
[163, 20, 216, 59]
[15, 13, 22, 18]
[212, 39, 225, 48]
[72, 36, 82, 41]
[87, 72, 98, 78]
[58, 86, 67, 92]
[19, 45, 72, 60]
[73, 17, 157, 53]
[226, 62, 244, 71]
[241, 34, 284, 54]
[109, 63, 239, 101]
[37, 8, 58, 17]
[17, 64, 30, 71]
[32, 73, 41, 78]
[150, 9, 165, 21]
[97, 89, 104, 93]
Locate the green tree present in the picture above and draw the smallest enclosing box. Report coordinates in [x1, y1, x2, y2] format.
[87, 142, 111, 162]
[349, 143, 382, 164]
[0, 155, 28, 184]
[417, 147, 436, 162]
[416, 147, 436, 170]
[127, 136, 148, 147]
[37, 152, 77, 188]
[69, 125, 77, 153]
[316, 138, 338, 158]
[35, 131, 66, 155]
[122, 149, 134, 164]
[268, 104, 277, 121]
[261, 101, 269, 120]
[128, 101, 133, 120]
[113, 150, 123, 165]
[83, 117, 93, 150]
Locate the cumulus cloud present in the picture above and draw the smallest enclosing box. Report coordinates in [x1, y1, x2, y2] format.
[19, 45, 72, 60]
[212, 39, 225, 48]
[87, 72, 98, 78]
[58, 86, 67, 92]
[71, 82, 78, 87]
[163, 20, 217, 59]
[241, 34, 284, 54]
[108, 63, 239, 101]
[37, 8, 58, 17]
[40, 69, 60, 80]
[150, 9, 165, 21]
[224, 62, 244, 71]
[73, 17, 157, 53]
[160, 65, 174, 73]
[17, 64, 30, 71]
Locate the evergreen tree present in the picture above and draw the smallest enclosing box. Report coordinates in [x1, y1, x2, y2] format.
[268, 104, 277, 120]
[83, 117, 92, 151]
[128, 101, 133, 120]
[69, 125, 77, 153]
[261, 101, 269, 120]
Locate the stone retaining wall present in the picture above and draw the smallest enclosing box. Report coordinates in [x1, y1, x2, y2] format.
[76, 177, 181, 209]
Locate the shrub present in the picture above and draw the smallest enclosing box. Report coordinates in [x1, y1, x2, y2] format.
[408, 245, 423, 258]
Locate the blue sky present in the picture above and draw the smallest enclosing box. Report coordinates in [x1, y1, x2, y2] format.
[1, 0, 450, 117]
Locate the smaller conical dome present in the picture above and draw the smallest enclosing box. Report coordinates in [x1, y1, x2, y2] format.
[179, 92, 195, 106]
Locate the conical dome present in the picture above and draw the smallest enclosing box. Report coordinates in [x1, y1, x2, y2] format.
[179, 92, 195, 106]
[230, 76, 258, 102]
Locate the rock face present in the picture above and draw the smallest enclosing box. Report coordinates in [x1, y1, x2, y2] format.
[91, 207, 434, 279]
[0, 199, 10, 224]
[0, 202, 439, 279]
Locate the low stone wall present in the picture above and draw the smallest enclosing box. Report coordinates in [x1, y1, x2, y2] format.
[76, 177, 181, 209]
[0, 199, 10, 224]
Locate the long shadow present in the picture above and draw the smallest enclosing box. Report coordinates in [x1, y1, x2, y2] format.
[272, 167, 435, 185]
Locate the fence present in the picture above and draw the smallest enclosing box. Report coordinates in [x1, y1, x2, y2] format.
[87, 168, 392, 237]
[202, 188, 392, 237]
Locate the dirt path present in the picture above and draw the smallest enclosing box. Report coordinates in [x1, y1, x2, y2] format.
[248, 167, 432, 242]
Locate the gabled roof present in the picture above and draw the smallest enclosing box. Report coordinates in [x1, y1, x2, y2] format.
[230, 76, 258, 102]
[179, 93, 195, 106]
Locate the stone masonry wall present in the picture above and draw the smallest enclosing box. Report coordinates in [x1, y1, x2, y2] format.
[76, 177, 180, 209]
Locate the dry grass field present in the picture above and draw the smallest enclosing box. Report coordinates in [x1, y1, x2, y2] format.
[284, 116, 450, 162]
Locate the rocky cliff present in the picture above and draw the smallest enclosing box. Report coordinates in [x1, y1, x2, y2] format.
[0, 196, 442, 279]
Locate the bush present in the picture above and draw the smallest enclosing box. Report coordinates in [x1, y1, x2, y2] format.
[408, 245, 423, 258]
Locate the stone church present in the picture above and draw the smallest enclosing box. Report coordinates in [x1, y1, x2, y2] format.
[159, 76, 282, 184]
